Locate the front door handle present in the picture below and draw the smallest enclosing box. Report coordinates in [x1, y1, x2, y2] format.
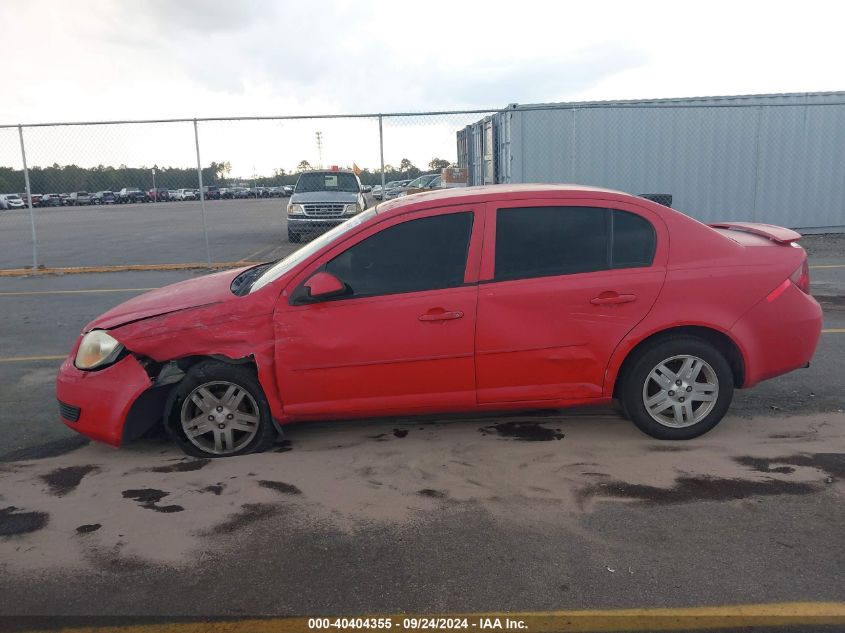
[590, 292, 637, 306]
[419, 309, 464, 322]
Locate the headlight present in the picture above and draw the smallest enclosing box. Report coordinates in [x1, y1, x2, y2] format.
[344, 203, 361, 215]
[75, 330, 124, 370]
[287, 203, 305, 216]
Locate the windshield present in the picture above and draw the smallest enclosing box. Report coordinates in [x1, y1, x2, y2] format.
[407, 174, 435, 188]
[295, 172, 359, 193]
[249, 207, 377, 293]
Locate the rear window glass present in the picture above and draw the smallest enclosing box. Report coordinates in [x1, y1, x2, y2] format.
[494, 206, 656, 280]
[495, 207, 609, 281]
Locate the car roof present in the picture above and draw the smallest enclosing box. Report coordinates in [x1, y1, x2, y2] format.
[374, 183, 634, 218]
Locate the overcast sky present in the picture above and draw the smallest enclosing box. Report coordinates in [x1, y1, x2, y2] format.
[2, 0, 844, 178]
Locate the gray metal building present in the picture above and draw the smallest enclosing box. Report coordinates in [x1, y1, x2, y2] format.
[457, 92, 845, 230]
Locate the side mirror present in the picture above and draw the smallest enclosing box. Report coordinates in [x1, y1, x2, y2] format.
[304, 271, 346, 300]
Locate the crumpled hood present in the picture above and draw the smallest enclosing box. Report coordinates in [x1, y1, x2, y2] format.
[86, 266, 249, 331]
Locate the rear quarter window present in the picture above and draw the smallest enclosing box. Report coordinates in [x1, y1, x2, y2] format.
[611, 209, 656, 268]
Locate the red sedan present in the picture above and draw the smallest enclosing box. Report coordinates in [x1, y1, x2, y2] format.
[56, 185, 822, 457]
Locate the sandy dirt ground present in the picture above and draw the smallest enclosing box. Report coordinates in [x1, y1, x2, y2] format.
[1, 409, 842, 575]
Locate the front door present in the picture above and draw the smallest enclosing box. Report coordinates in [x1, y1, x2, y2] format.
[276, 207, 483, 417]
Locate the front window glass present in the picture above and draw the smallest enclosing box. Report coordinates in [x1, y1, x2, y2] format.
[249, 208, 377, 293]
[324, 212, 473, 298]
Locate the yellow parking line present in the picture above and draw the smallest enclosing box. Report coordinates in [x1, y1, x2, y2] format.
[24, 603, 845, 633]
[810, 264, 845, 269]
[238, 244, 277, 263]
[0, 288, 157, 297]
[0, 355, 65, 363]
[822, 328, 845, 333]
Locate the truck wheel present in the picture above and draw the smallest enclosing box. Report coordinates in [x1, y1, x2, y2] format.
[620, 336, 734, 440]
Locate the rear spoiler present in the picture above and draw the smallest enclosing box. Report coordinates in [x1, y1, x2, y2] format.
[708, 222, 802, 244]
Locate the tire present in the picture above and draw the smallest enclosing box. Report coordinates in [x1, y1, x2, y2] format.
[165, 361, 276, 458]
[620, 336, 734, 440]
[288, 229, 300, 243]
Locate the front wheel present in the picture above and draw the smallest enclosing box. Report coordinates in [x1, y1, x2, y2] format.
[620, 336, 734, 440]
[165, 361, 276, 457]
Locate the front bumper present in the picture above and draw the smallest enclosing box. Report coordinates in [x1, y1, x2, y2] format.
[55, 354, 152, 447]
[287, 217, 348, 233]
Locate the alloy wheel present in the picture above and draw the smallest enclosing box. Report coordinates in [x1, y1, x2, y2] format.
[641, 354, 719, 428]
[180, 380, 260, 455]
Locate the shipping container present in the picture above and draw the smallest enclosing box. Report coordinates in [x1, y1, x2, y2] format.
[457, 92, 845, 230]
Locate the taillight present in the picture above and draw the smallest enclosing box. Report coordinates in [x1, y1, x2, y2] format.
[790, 259, 810, 294]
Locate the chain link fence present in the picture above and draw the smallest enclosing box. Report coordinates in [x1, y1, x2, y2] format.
[1, 95, 843, 271]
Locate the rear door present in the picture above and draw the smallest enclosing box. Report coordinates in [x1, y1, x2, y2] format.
[275, 206, 484, 417]
[475, 198, 668, 403]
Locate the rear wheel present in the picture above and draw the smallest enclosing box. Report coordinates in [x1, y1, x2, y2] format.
[166, 361, 276, 458]
[621, 336, 733, 440]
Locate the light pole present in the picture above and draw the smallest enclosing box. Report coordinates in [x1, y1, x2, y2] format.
[151, 168, 157, 202]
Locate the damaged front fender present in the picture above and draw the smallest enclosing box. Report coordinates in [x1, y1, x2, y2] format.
[105, 300, 284, 422]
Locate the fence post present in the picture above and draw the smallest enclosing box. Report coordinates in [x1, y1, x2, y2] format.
[193, 119, 212, 266]
[378, 115, 386, 195]
[17, 125, 39, 271]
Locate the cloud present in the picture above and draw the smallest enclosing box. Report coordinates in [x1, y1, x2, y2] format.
[1, 0, 843, 175]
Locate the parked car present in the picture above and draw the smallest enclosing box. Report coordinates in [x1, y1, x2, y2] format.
[18, 193, 41, 206]
[371, 184, 383, 199]
[0, 193, 26, 210]
[373, 180, 401, 201]
[286, 169, 367, 242]
[398, 173, 441, 197]
[167, 190, 179, 201]
[59, 193, 70, 205]
[232, 187, 250, 199]
[67, 191, 93, 206]
[361, 184, 372, 193]
[118, 188, 148, 204]
[282, 185, 293, 197]
[202, 186, 221, 200]
[173, 188, 197, 201]
[55, 184, 822, 458]
[148, 188, 170, 202]
[383, 179, 412, 200]
[219, 188, 233, 199]
[39, 193, 64, 207]
[92, 191, 117, 205]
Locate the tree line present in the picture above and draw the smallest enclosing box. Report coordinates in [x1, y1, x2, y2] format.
[0, 157, 454, 194]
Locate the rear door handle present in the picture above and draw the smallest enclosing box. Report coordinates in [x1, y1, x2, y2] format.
[419, 309, 464, 322]
[590, 292, 637, 306]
